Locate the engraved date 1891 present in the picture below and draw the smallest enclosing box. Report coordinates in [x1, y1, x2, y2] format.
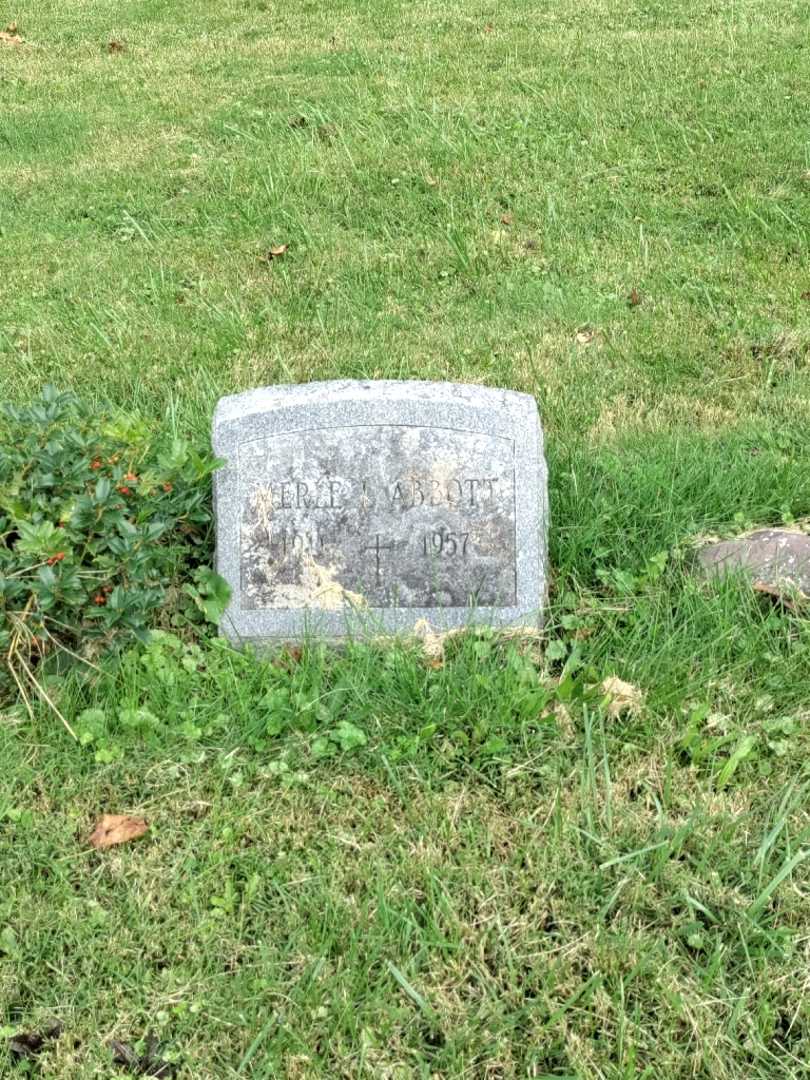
[421, 527, 469, 557]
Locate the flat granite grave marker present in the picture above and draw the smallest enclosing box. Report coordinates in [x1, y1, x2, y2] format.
[212, 381, 547, 644]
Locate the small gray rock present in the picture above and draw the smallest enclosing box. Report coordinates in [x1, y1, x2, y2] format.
[696, 529, 810, 598]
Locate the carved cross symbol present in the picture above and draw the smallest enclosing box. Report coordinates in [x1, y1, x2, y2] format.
[362, 533, 394, 585]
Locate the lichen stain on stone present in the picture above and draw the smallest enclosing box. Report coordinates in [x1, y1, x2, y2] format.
[248, 487, 275, 533]
[428, 457, 461, 496]
[264, 554, 368, 611]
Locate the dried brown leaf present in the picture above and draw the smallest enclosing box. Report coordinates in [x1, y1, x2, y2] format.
[265, 244, 288, 260]
[107, 39, 124, 53]
[601, 676, 644, 718]
[110, 1035, 176, 1077]
[0, 29, 23, 44]
[412, 618, 463, 664]
[551, 700, 576, 741]
[272, 645, 304, 671]
[575, 327, 597, 345]
[9, 1023, 61, 1061]
[89, 813, 148, 850]
[752, 580, 805, 612]
[500, 212, 513, 226]
[627, 287, 642, 307]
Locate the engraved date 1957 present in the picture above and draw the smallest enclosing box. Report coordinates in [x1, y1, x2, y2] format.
[421, 527, 469, 557]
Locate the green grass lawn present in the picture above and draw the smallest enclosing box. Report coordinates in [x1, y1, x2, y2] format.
[2, 0, 810, 1075]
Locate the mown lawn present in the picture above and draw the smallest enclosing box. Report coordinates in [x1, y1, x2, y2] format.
[2, 0, 810, 1076]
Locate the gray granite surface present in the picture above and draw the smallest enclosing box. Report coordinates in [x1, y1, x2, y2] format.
[212, 380, 547, 644]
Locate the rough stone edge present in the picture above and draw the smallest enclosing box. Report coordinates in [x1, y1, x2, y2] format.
[213, 379, 536, 430]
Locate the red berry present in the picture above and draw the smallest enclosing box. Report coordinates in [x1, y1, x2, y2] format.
[93, 593, 106, 606]
[124, 472, 138, 482]
[90, 459, 102, 470]
[117, 486, 131, 496]
[47, 552, 65, 565]
[163, 482, 173, 493]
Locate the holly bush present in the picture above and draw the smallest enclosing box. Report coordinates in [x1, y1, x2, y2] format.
[0, 386, 228, 707]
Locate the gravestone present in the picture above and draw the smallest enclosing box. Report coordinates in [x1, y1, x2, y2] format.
[212, 381, 547, 644]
